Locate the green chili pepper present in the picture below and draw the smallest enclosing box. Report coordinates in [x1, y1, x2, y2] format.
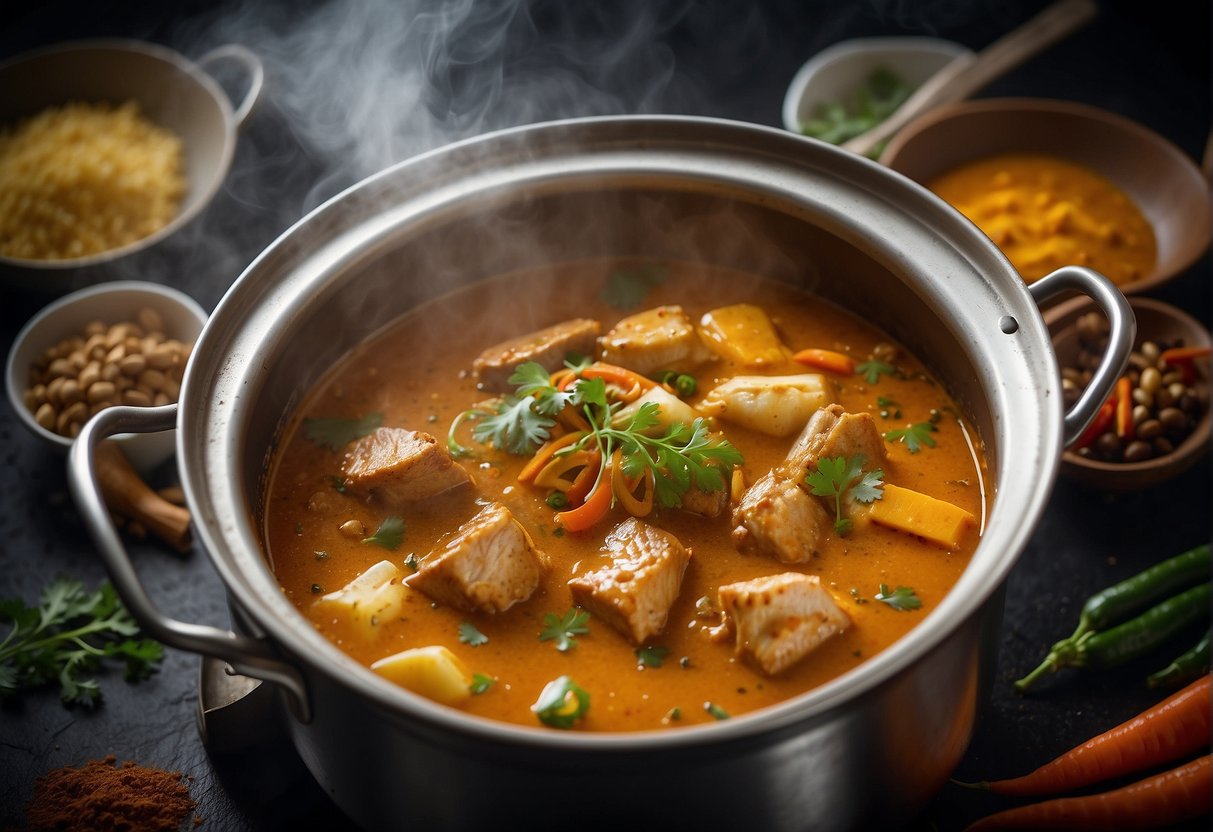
[545, 491, 568, 509]
[1069, 543, 1210, 642]
[1016, 582, 1211, 693]
[532, 675, 590, 729]
[1146, 629, 1211, 690]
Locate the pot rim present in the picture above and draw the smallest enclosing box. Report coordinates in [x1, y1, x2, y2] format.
[180, 114, 1063, 750]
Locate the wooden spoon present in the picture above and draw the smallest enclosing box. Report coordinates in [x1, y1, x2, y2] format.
[843, 0, 1098, 158]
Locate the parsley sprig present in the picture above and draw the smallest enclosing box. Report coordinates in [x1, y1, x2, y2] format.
[855, 360, 898, 384]
[875, 584, 922, 611]
[805, 454, 885, 536]
[0, 578, 163, 707]
[884, 421, 938, 453]
[540, 608, 591, 652]
[362, 516, 405, 550]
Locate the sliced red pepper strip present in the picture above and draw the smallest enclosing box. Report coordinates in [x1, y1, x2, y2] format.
[791, 348, 855, 375]
[1074, 399, 1116, 450]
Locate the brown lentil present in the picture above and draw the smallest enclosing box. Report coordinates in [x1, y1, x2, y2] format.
[1065, 312, 1207, 463]
[24, 311, 193, 439]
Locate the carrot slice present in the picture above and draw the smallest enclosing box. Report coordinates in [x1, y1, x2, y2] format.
[610, 449, 653, 517]
[1073, 399, 1115, 450]
[963, 755, 1211, 832]
[563, 454, 601, 505]
[1160, 345, 1212, 364]
[580, 362, 657, 394]
[555, 466, 614, 532]
[791, 348, 855, 375]
[517, 432, 582, 484]
[980, 675, 1210, 797]
[1114, 376, 1134, 440]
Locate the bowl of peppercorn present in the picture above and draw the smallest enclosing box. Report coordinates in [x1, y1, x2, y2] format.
[1047, 296, 1210, 492]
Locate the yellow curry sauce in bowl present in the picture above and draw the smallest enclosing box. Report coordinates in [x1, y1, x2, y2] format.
[881, 98, 1211, 295]
[265, 260, 988, 732]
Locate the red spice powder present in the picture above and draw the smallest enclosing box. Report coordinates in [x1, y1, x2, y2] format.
[24, 756, 197, 832]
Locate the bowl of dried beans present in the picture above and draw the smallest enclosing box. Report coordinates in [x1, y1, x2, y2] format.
[1047, 296, 1210, 492]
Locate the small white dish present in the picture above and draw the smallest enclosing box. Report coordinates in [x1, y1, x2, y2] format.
[782, 36, 971, 136]
[6, 281, 207, 474]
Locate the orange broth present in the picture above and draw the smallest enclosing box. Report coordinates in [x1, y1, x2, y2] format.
[263, 261, 988, 731]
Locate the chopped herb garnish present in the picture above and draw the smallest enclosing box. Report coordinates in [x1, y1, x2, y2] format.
[310, 583, 323, 594]
[458, 621, 489, 647]
[314, 550, 329, 561]
[403, 553, 419, 572]
[470, 673, 495, 695]
[0, 578, 163, 707]
[848, 587, 868, 604]
[532, 675, 590, 728]
[539, 608, 591, 652]
[546, 491, 569, 509]
[294, 522, 303, 535]
[635, 645, 670, 668]
[327, 475, 347, 493]
[473, 394, 554, 456]
[704, 701, 730, 720]
[679, 656, 691, 669]
[362, 516, 405, 550]
[303, 412, 382, 450]
[663, 707, 682, 722]
[855, 360, 898, 384]
[875, 584, 922, 611]
[599, 264, 668, 310]
[805, 454, 885, 536]
[884, 421, 938, 453]
[799, 67, 913, 149]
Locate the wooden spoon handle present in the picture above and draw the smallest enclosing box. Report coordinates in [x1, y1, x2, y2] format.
[843, 0, 1099, 157]
[95, 439, 192, 553]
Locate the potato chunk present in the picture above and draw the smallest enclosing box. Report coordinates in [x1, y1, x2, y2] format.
[699, 374, 834, 437]
[313, 560, 405, 640]
[698, 303, 789, 367]
[717, 573, 850, 675]
[371, 645, 473, 706]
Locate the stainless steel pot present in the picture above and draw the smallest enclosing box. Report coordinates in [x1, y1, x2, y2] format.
[68, 117, 1132, 831]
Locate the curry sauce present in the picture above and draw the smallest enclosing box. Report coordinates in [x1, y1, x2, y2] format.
[263, 261, 988, 731]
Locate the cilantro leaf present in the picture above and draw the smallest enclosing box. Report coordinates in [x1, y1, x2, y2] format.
[805, 454, 885, 536]
[0, 576, 164, 707]
[470, 673, 495, 695]
[599, 265, 668, 310]
[473, 395, 556, 455]
[855, 360, 898, 384]
[458, 621, 489, 647]
[303, 412, 383, 450]
[362, 516, 405, 550]
[875, 584, 922, 611]
[510, 362, 578, 416]
[884, 421, 938, 453]
[539, 608, 591, 652]
[635, 645, 670, 668]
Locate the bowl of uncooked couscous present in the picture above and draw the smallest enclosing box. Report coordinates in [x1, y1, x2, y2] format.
[0, 39, 262, 293]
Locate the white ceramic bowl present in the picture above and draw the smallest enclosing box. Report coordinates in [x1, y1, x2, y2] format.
[6, 281, 207, 473]
[782, 36, 971, 135]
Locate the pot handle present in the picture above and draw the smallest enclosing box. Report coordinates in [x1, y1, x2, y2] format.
[197, 44, 264, 129]
[1028, 265, 1136, 448]
[67, 403, 311, 723]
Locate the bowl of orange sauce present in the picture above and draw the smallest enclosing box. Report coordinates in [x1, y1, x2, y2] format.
[880, 97, 1211, 295]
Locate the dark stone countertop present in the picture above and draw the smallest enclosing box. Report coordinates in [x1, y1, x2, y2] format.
[1, 1, 1209, 830]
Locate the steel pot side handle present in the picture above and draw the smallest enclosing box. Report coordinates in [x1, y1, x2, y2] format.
[67, 402, 311, 723]
[196, 44, 264, 129]
[1029, 265, 1136, 448]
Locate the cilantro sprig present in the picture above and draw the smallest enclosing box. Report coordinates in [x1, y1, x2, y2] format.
[805, 454, 885, 536]
[875, 584, 922, 611]
[635, 645, 670, 668]
[458, 621, 489, 647]
[855, 360, 898, 385]
[362, 516, 405, 550]
[303, 412, 383, 450]
[0, 578, 163, 707]
[540, 607, 591, 652]
[884, 421, 938, 453]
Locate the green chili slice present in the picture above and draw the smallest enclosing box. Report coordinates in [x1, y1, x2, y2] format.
[532, 675, 590, 729]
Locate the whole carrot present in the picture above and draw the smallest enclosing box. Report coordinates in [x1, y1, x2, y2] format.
[978, 675, 1210, 797]
[963, 754, 1211, 831]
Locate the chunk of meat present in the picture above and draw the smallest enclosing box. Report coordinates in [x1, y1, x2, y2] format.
[342, 427, 471, 507]
[716, 573, 850, 675]
[784, 403, 888, 477]
[408, 503, 543, 614]
[678, 484, 729, 518]
[731, 470, 830, 563]
[597, 305, 710, 375]
[567, 517, 691, 644]
[473, 318, 601, 391]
